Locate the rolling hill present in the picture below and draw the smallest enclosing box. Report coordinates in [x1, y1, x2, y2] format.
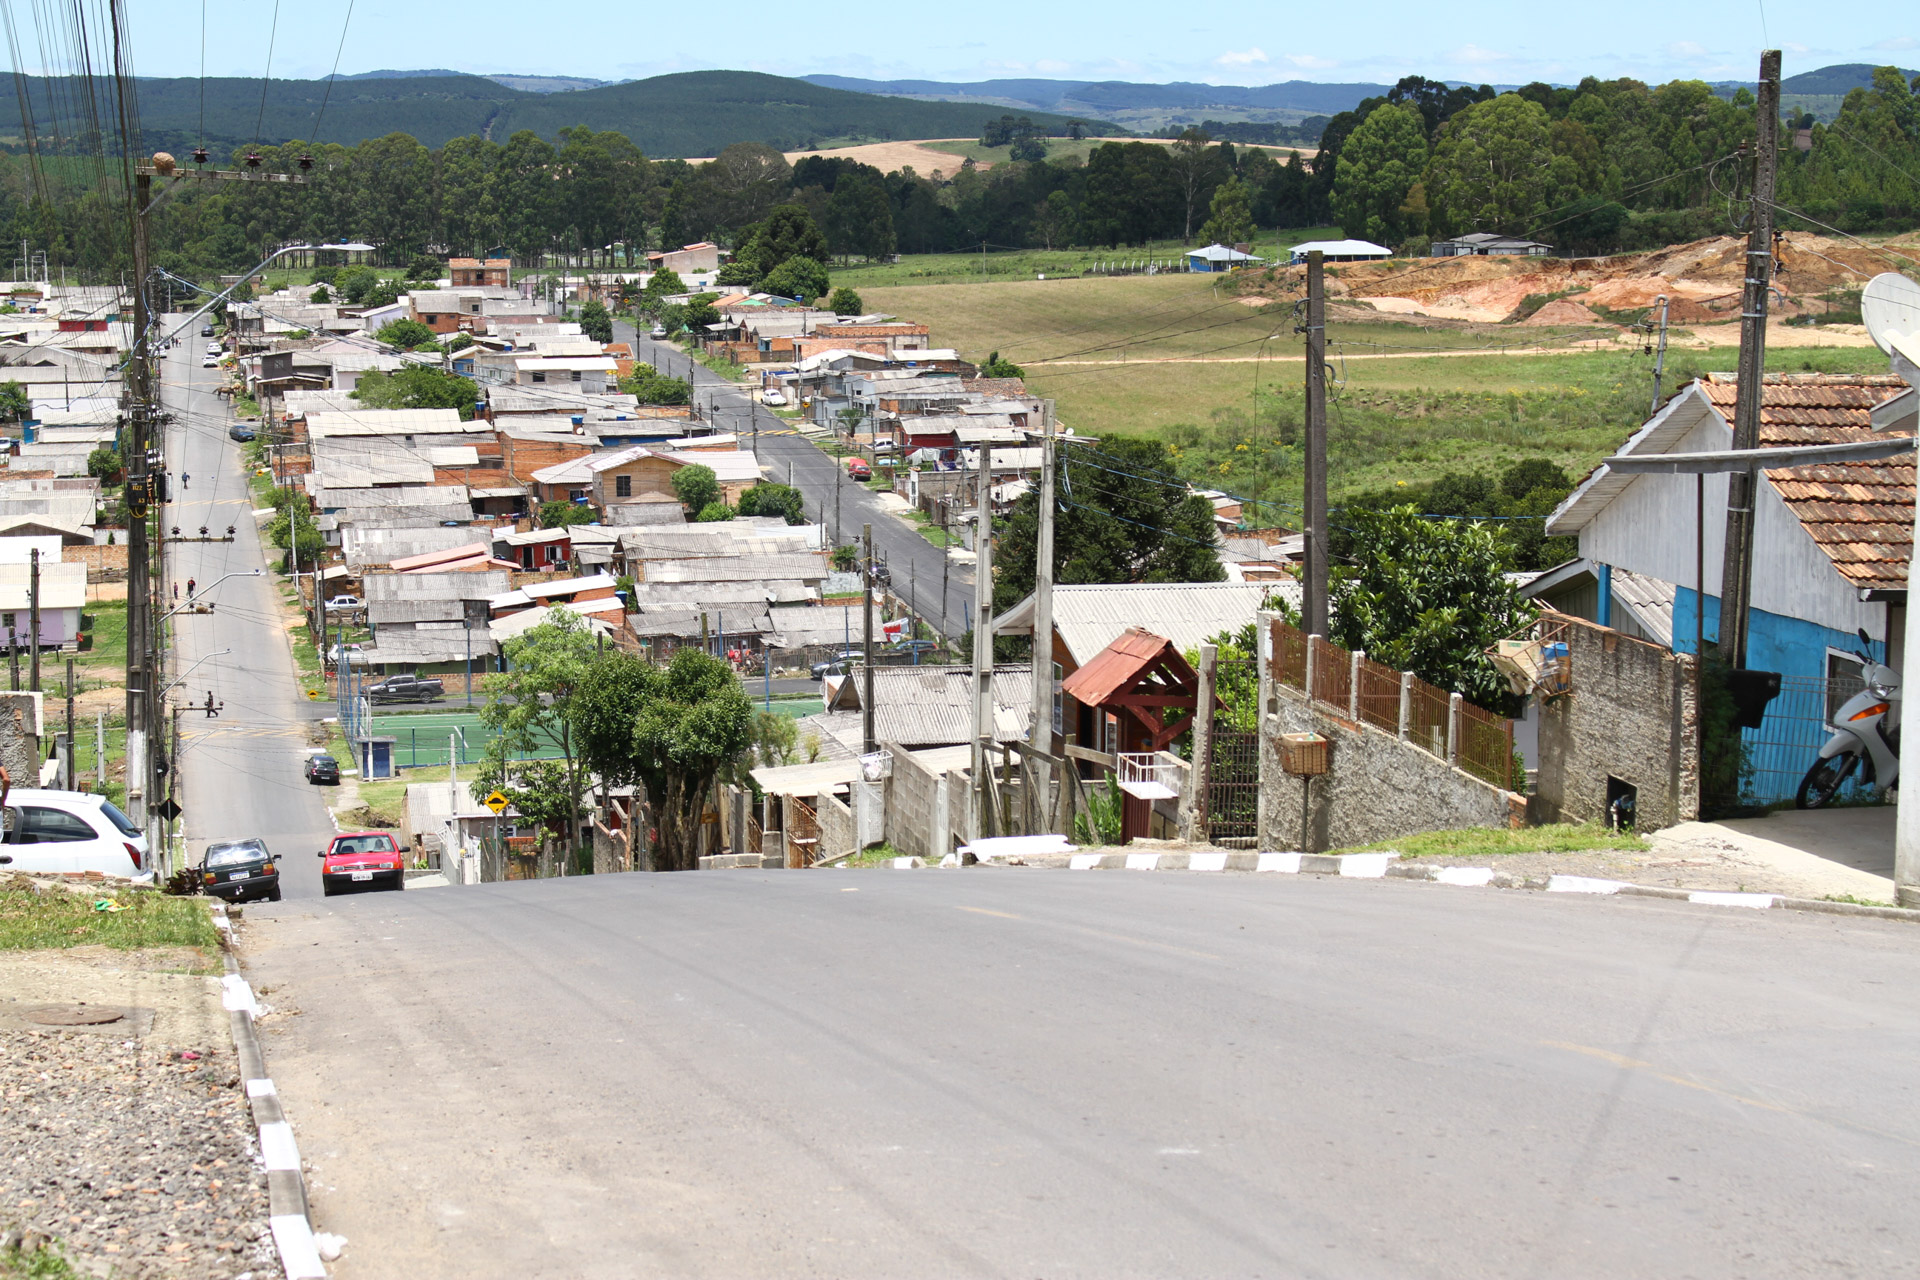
[804, 74, 1394, 130]
[0, 70, 1112, 160]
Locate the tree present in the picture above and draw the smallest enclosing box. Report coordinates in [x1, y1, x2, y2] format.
[0, 380, 29, 422]
[979, 351, 1024, 378]
[992, 438, 1225, 618]
[1168, 127, 1218, 242]
[1198, 176, 1256, 247]
[1332, 102, 1429, 245]
[1328, 505, 1534, 706]
[1423, 93, 1566, 235]
[620, 363, 692, 404]
[696, 501, 735, 522]
[471, 609, 601, 868]
[761, 255, 830, 301]
[406, 253, 443, 281]
[540, 500, 599, 528]
[309, 284, 331, 303]
[683, 293, 722, 331]
[334, 265, 379, 304]
[570, 649, 753, 872]
[1035, 189, 1076, 249]
[670, 463, 720, 515]
[266, 488, 325, 568]
[736, 482, 805, 524]
[353, 365, 480, 418]
[826, 286, 863, 315]
[86, 446, 122, 481]
[578, 298, 613, 344]
[642, 268, 686, 305]
[738, 204, 828, 281]
[374, 318, 439, 351]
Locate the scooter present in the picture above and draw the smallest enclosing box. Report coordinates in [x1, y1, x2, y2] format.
[1797, 628, 1901, 808]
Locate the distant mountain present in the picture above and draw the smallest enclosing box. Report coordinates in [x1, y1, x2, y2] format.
[333, 68, 466, 80]
[4, 70, 1109, 158]
[1707, 62, 1918, 119]
[803, 74, 1396, 129]
[485, 75, 615, 94]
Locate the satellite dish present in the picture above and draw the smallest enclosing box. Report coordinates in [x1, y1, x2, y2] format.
[1861, 272, 1920, 356]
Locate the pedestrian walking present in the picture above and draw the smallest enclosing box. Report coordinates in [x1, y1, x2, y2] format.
[186, 577, 196, 598]
[182, 472, 190, 490]
[171, 582, 178, 603]
[204, 691, 218, 719]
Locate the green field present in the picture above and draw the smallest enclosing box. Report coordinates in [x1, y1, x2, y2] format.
[833, 232, 1341, 289]
[370, 711, 560, 769]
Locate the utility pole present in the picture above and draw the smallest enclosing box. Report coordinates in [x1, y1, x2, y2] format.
[971, 443, 995, 838]
[1717, 48, 1782, 671]
[64, 656, 75, 791]
[1302, 250, 1329, 637]
[1649, 295, 1672, 416]
[27, 547, 40, 692]
[861, 523, 876, 755]
[123, 165, 155, 829]
[1030, 405, 1056, 754]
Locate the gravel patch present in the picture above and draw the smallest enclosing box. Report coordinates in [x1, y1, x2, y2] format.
[0, 1024, 278, 1278]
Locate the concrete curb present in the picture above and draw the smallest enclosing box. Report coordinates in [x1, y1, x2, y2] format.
[210, 902, 329, 1279]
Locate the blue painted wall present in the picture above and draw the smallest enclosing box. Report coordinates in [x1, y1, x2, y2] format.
[1671, 588, 1881, 672]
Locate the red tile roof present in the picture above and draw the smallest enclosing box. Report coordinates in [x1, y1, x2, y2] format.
[1700, 373, 1915, 592]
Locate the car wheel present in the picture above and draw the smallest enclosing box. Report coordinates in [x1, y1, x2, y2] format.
[268, 885, 282, 902]
[321, 880, 336, 897]
[392, 873, 406, 891]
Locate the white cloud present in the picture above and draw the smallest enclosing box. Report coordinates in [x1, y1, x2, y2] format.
[1450, 43, 1509, 66]
[1034, 59, 1070, 73]
[1664, 40, 1709, 59]
[1873, 35, 1918, 50]
[1284, 53, 1337, 70]
[1215, 48, 1269, 68]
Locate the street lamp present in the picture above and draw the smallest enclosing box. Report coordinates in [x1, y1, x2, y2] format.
[161, 570, 262, 622]
[160, 648, 232, 701]
[149, 241, 376, 351]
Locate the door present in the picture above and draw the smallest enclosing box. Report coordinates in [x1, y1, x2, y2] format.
[2, 804, 118, 874]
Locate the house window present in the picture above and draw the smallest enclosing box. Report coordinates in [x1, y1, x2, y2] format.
[531, 371, 546, 383]
[545, 544, 563, 565]
[0, 612, 12, 629]
[615, 474, 632, 498]
[570, 370, 582, 382]
[1827, 648, 1869, 721]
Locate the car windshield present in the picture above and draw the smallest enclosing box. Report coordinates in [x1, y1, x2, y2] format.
[97, 799, 142, 837]
[332, 835, 396, 855]
[206, 841, 267, 867]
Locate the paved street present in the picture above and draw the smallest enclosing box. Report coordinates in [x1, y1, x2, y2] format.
[614, 320, 978, 638]
[236, 864, 1920, 1278]
[163, 317, 337, 898]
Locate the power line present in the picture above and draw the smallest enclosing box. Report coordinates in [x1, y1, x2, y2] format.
[252, 0, 281, 149]
[307, 0, 357, 149]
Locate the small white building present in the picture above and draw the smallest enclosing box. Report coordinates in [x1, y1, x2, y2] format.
[1287, 239, 1393, 264]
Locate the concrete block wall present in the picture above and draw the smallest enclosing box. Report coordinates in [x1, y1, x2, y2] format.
[1258, 682, 1516, 853]
[883, 744, 942, 859]
[1531, 612, 1698, 830]
[818, 787, 856, 861]
[0, 692, 43, 787]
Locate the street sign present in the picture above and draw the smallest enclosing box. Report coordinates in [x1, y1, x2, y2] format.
[485, 791, 509, 815]
[153, 798, 182, 822]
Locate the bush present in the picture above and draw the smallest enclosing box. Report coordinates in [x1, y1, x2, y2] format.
[374, 318, 439, 351]
[736, 482, 805, 525]
[761, 256, 830, 302]
[407, 253, 444, 281]
[539, 500, 599, 528]
[827, 286, 864, 315]
[620, 363, 691, 405]
[670, 463, 720, 514]
[695, 501, 735, 522]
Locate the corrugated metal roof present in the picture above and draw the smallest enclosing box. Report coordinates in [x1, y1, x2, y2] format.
[363, 569, 510, 602]
[994, 582, 1285, 667]
[1060, 627, 1193, 707]
[307, 408, 467, 438]
[804, 664, 1032, 748]
[1610, 568, 1676, 648]
[641, 553, 828, 584]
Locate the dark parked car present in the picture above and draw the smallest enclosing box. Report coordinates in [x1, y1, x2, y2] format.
[305, 754, 340, 785]
[810, 649, 864, 679]
[890, 638, 941, 660]
[228, 424, 256, 442]
[365, 674, 445, 704]
[201, 838, 280, 903]
[200, 324, 215, 337]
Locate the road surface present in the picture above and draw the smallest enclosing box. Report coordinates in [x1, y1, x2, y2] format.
[614, 320, 978, 638]
[236, 862, 1920, 1278]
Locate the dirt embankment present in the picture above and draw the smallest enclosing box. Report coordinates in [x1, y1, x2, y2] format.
[1239, 232, 1918, 337]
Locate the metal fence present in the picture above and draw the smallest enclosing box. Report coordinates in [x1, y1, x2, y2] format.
[1355, 655, 1402, 735]
[1742, 673, 1872, 806]
[1456, 699, 1515, 790]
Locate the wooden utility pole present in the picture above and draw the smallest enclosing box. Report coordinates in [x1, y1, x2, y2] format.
[27, 546, 40, 692]
[124, 167, 155, 827]
[1302, 250, 1329, 637]
[1030, 406, 1056, 754]
[971, 443, 995, 837]
[861, 522, 876, 755]
[1717, 49, 1782, 670]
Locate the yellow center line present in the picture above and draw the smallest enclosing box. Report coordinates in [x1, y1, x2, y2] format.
[1546, 1040, 1791, 1113]
[956, 905, 1221, 961]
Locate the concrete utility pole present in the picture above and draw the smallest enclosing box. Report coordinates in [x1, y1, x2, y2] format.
[1717, 48, 1782, 670]
[1030, 404, 1056, 754]
[64, 656, 75, 791]
[1649, 295, 1673, 416]
[861, 522, 876, 756]
[1302, 250, 1330, 637]
[971, 443, 995, 836]
[123, 166, 155, 828]
[27, 547, 40, 692]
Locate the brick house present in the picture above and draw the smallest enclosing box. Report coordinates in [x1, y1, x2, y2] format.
[450, 258, 512, 288]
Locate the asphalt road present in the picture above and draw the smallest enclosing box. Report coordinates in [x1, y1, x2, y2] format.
[238, 865, 1920, 1278]
[162, 317, 338, 898]
[614, 321, 978, 638]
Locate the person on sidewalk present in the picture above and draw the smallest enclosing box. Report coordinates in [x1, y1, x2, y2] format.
[204, 691, 220, 719]
[186, 578, 196, 599]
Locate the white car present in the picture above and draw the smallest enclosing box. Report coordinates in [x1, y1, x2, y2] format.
[200, 356, 218, 368]
[205, 343, 221, 356]
[0, 790, 151, 881]
[324, 594, 364, 612]
[328, 642, 370, 667]
[760, 388, 787, 406]
[649, 324, 667, 339]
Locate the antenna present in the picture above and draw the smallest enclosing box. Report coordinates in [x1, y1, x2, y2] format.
[1861, 272, 1920, 357]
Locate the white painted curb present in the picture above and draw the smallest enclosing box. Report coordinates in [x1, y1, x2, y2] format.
[1335, 852, 1393, 878]
[1188, 852, 1229, 872]
[1435, 866, 1496, 887]
[1257, 852, 1303, 873]
[1548, 875, 1625, 895]
[1688, 890, 1781, 909]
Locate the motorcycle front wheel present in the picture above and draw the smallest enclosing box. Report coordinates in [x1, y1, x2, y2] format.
[1796, 753, 1860, 809]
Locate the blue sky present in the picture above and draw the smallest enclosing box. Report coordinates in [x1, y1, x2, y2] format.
[106, 2, 1919, 87]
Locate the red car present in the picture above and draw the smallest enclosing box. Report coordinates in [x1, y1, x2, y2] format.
[845, 457, 871, 481]
[320, 830, 406, 895]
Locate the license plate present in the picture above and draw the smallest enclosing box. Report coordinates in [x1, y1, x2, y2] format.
[350, 871, 373, 881]
[228, 870, 248, 880]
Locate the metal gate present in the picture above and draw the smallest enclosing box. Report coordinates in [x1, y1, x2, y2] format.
[1206, 729, 1261, 844]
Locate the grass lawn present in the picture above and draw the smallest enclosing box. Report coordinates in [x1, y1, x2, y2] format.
[1339, 822, 1650, 859]
[838, 235, 1336, 290]
[76, 599, 128, 688]
[0, 885, 220, 954]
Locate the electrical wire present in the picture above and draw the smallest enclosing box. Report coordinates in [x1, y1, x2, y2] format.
[306, 0, 356, 149]
[252, 0, 281, 149]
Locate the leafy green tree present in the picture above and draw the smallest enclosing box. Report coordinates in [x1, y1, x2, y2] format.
[471, 609, 601, 863]
[374, 318, 439, 351]
[619, 363, 692, 404]
[1168, 127, 1220, 241]
[714, 260, 759, 286]
[739, 203, 830, 279]
[696, 501, 735, 522]
[86, 446, 122, 481]
[1332, 102, 1429, 245]
[642, 268, 686, 302]
[1035, 189, 1076, 249]
[578, 298, 614, 344]
[670, 463, 721, 515]
[761, 255, 830, 301]
[1198, 175, 1257, 246]
[360, 280, 403, 310]
[0, 380, 29, 422]
[823, 179, 895, 261]
[569, 648, 753, 872]
[334, 265, 379, 304]
[309, 284, 331, 303]
[978, 351, 1024, 378]
[683, 293, 722, 330]
[540, 500, 599, 528]
[1423, 93, 1566, 235]
[353, 365, 481, 418]
[736, 482, 805, 524]
[1329, 505, 1534, 705]
[993, 438, 1225, 618]
[826, 286, 863, 315]
[406, 253, 443, 281]
[266, 488, 325, 567]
